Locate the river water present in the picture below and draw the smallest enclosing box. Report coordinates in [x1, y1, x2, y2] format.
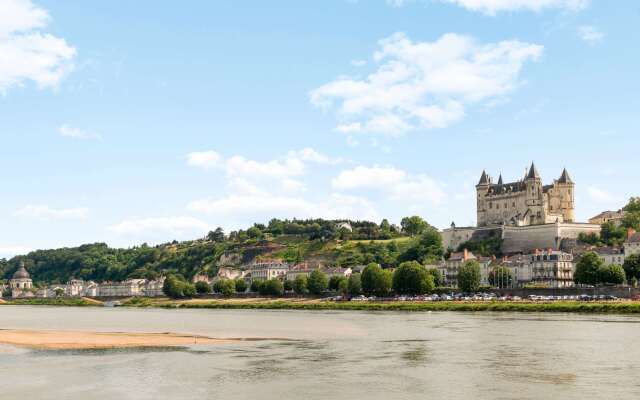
[0, 306, 639, 399]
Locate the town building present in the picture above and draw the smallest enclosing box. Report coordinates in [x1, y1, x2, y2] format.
[476, 163, 575, 227]
[594, 247, 625, 266]
[625, 229, 640, 257]
[10, 262, 34, 298]
[245, 260, 289, 283]
[589, 210, 626, 226]
[527, 249, 574, 288]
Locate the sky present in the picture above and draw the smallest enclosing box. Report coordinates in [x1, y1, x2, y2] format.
[1, 0, 639, 257]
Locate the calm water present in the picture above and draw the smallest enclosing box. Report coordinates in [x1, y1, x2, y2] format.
[1, 306, 639, 399]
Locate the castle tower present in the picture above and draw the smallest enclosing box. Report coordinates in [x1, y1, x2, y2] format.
[524, 162, 544, 225]
[476, 170, 491, 227]
[555, 168, 575, 222]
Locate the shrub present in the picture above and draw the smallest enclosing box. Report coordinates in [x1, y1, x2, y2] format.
[195, 281, 211, 294]
[234, 279, 248, 293]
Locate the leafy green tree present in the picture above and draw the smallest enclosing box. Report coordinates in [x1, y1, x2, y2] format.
[398, 229, 444, 264]
[624, 254, 640, 282]
[195, 281, 211, 294]
[293, 275, 308, 295]
[400, 216, 428, 236]
[361, 263, 392, 297]
[163, 275, 193, 299]
[574, 252, 603, 285]
[337, 278, 349, 295]
[207, 227, 225, 242]
[600, 222, 627, 246]
[426, 268, 442, 287]
[234, 278, 248, 293]
[250, 279, 263, 293]
[182, 282, 197, 297]
[259, 279, 284, 296]
[307, 270, 329, 295]
[54, 287, 65, 297]
[328, 275, 347, 291]
[488, 266, 513, 288]
[247, 226, 263, 239]
[218, 279, 236, 297]
[392, 261, 434, 295]
[347, 273, 362, 295]
[283, 279, 293, 291]
[457, 260, 481, 293]
[598, 264, 626, 285]
[622, 197, 640, 229]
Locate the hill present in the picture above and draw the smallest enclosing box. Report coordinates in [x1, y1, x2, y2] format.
[0, 217, 444, 284]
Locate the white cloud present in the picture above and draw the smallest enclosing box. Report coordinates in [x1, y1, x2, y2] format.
[351, 59, 366, 67]
[14, 204, 89, 220]
[58, 124, 101, 140]
[188, 193, 378, 222]
[108, 216, 210, 237]
[441, 0, 588, 15]
[578, 25, 604, 45]
[0, 0, 76, 92]
[0, 245, 32, 258]
[186, 150, 221, 169]
[332, 166, 406, 190]
[587, 186, 615, 203]
[311, 32, 542, 136]
[332, 165, 446, 206]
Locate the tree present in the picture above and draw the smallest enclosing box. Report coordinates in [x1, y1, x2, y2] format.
[337, 278, 349, 295]
[622, 197, 640, 230]
[398, 229, 444, 264]
[457, 260, 481, 293]
[488, 266, 513, 288]
[348, 273, 362, 296]
[624, 254, 640, 282]
[329, 275, 347, 291]
[207, 227, 225, 242]
[293, 275, 308, 295]
[574, 252, 603, 285]
[250, 279, 264, 293]
[598, 264, 626, 285]
[234, 278, 247, 293]
[195, 281, 211, 294]
[162, 275, 196, 299]
[426, 268, 442, 287]
[247, 226, 263, 239]
[361, 263, 391, 297]
[401, 216, 428, 236]
[600, 222, 627, 246]
[307, 270, 329, 295]
[219, 279, 236, 297]
[392, 261, 434, 295]
[283, 279, 293, 291]
[54, 287, 65, 297]
[259, 279, 284, 296]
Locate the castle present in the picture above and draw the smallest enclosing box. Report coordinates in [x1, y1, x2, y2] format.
[476, 163, 575, 227]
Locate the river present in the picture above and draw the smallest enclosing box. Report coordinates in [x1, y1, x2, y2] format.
[0, 306, 638, 399]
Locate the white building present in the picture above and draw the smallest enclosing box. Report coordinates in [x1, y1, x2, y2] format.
[594, 247, 625, 266]
[245, 260, 289, 283]
[527, 249, 574, 288]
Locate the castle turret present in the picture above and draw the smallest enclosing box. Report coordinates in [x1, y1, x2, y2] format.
[524, 162, 544, 224]
[476, 170, 491, 226]
[555, 168, 575, 222]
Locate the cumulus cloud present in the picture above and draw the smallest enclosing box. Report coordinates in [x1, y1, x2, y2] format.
[587, 186, 616, 203]
[14, 204, 89, 220]
[441, 0, 588, 15]
[188, 193, 378, 222]
[108, 216, 210, 237]
[332, 165, 446, 206]
[310, 32, 542, 136]
[58, 124, 101, 140]
[577, 25, 604, 45]
[186, 150, 221, 169]
[0, 0, 76, 92]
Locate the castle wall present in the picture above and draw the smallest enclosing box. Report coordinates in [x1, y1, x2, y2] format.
[501, 223, 601, 254]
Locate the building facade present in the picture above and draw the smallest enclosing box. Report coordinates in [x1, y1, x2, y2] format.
[476, 163, 575, 227]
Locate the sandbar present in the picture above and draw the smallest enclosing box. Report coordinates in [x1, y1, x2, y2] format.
[0, 329, 238, 350]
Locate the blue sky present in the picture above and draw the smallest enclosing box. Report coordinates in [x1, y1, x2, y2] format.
[1, 0, 638, 257]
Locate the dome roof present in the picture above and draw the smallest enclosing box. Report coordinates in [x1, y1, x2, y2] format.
[12, 263, 31, 280]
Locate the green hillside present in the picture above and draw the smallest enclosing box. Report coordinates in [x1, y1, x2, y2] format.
[0, 217, 443, 285]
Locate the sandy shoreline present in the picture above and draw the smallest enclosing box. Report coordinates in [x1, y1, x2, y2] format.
[0, 329, 239, 350]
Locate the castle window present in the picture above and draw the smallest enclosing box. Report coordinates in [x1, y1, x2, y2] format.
[489, 202, 493, 209]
